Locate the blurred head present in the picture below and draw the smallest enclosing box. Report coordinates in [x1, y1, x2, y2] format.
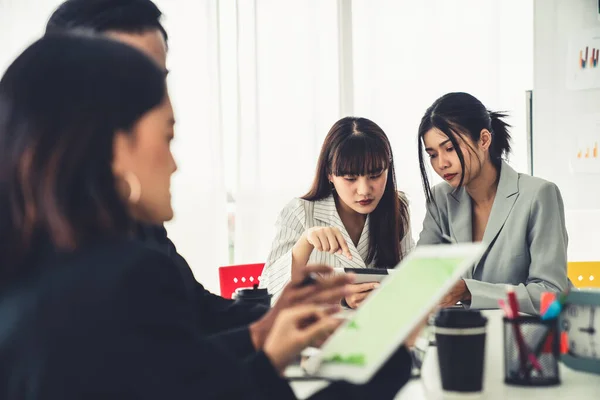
[303, 117, 409, 268]
[46, 0, 168, 69]
[0, 34, 176, 276]
[418, 92, 512, 202]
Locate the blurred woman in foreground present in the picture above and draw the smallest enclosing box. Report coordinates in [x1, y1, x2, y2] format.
[0, 34, 414, 399]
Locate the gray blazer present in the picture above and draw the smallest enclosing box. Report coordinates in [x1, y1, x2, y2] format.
[417, 161, 570, 315]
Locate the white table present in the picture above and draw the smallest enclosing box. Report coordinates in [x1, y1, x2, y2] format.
[292, 310, 600, 399]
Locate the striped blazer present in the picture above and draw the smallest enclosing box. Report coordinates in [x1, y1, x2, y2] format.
[261, 194, 415, 302]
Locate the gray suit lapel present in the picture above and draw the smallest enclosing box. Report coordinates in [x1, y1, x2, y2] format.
[482, 162, 520, 246]
[472, 162, 520, 278]
[448, 188, 472, 243]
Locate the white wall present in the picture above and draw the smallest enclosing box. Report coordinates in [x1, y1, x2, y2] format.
[0, 0, 63, 74]
[156, 0, 229, 293]
[0, 0, 229, 293]
[232, 0, 341, 264]
[0, 1, 542, 289]
[533, 0, 600, 261]
[351, 0, 534, 240]
[229, 1, 535, 265]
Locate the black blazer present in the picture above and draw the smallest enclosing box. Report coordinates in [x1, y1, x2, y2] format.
[137, 224, 269, 358]
[136, 224, 269, 334]
[0, 239, 412, 399]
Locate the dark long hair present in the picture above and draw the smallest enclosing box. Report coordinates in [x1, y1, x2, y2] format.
[303, 117, 409, 268]
[0, 34, 166, 281]
[417, 92, 512, 203]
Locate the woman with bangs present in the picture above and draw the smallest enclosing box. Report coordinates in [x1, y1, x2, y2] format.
[416, 92, 571, 315]
[262, 117, 415, 308]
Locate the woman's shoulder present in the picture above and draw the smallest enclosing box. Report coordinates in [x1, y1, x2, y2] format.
[11, 238, 177, 318]
[279, 196, 332, 217]
[514, 174, 565, 214]
[89, 237, 170, 262]
[498, 161, 561, 200]
[44, 238, 175, 285]
[277, 197, 309, 216]
[517, 172, 561, 195]
[283, 197, 310, 209]
[425, 182, 454, 206]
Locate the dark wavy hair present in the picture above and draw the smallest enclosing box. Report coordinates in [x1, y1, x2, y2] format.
[418, 92, 512, 203]
[45, 0, 168, 43]
[303, 117, 409, 269]
[0, 34, 166, 281]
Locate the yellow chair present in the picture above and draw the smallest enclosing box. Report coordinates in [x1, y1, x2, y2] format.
[568, 261, 600, 289]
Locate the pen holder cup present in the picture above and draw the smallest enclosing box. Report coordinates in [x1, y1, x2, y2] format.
[503, 316, 560, 386]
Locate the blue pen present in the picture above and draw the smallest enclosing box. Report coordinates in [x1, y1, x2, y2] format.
[541, 300, 562, 320]
[541, 291, 569, 320]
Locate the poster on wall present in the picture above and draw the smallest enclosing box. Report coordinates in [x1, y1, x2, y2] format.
[569, 113, 600, 174]
[566, 28, 600, 90]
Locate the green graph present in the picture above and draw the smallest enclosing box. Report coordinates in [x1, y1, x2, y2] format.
[321, 257, 467, 367]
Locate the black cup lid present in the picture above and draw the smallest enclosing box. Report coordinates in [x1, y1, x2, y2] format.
[434, 308, 487, 329]
[235, 284, 271, 298]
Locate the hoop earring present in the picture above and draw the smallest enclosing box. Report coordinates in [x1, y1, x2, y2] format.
[123, 171, 141, 204]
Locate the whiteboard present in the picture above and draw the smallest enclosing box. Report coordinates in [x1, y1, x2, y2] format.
[533, 0, 600, 261]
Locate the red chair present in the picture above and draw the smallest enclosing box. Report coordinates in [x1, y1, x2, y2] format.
[218, 263, 265, 299]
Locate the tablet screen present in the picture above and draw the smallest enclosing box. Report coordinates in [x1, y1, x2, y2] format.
[303, 243, 486, 383]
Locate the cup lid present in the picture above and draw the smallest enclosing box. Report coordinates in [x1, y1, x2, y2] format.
[235, 284, 271, 299]
[434, 308, 487, 329]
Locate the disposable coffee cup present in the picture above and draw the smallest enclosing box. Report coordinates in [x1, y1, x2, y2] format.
[233, 284, 271, 308]
[434, 308, 487, 395]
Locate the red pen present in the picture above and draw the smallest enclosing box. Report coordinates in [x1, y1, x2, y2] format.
[506, 286, 528, 375]
[501, 292, 543, 374]
[498, 299, 513, 318]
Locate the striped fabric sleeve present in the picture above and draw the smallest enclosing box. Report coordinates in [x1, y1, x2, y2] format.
[398, 191, 416, 259]
[260, 199, 307, 303]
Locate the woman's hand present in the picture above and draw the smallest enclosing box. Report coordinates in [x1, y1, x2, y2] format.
[305, 226, 352, 259]
[263, 304, 343, 374]
[439, 279, 471, 308]
[249, 265, 353, 350]
[344, 282, 380, 309]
